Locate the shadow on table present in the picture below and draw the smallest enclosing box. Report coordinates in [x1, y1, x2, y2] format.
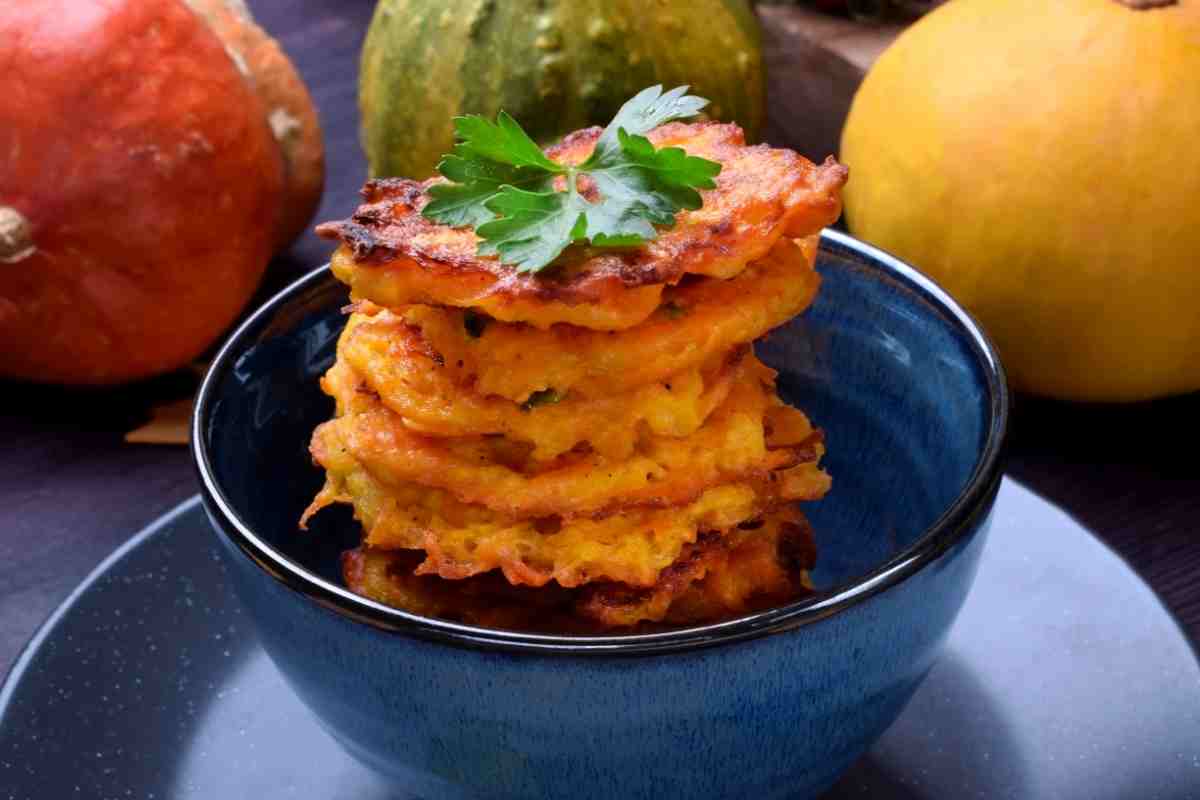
[1008, 390, 1199, 484]
[1004, 390, 1200, 602]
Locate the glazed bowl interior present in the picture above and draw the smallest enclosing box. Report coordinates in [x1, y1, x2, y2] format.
[195, 230, 1006, 647]
[762, 235, 998, 586]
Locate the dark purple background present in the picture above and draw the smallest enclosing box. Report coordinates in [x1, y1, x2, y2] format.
[1, 0, 1197, 676]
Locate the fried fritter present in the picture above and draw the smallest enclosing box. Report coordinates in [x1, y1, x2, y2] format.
[316, 122, 847, 331]
[388, 234, 821, 403]
[317, 353, 826, 519]
[340, 506, 816, 632]
[304, 419, 826, 589]
[330, 312, 745, 461]
[341, 548, 583, 633]
[312, 476, 776, 589]
[581, 507, 817, 628]
[306, 114, 842, 633]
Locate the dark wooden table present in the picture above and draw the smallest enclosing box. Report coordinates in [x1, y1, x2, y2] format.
[2, 1, 1198, 678]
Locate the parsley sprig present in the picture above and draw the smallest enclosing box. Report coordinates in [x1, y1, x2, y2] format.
[422, 85, 722, 273]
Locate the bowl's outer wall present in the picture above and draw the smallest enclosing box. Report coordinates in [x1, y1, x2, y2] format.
[208, 503, 992, 800]
[197, 236, 1004, 799]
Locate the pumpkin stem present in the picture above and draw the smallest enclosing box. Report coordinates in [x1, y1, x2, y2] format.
[1113, 0, 1177, 8]
[0, 207, 35, 264]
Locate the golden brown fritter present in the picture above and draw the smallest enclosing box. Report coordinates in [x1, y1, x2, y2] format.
[316, 122, 847, 331]
[316, 353, 826, 520]
[341, 547, 583, 632]
[340, 506, 817, 632]
[304, 117, 843, 633]
[303, 418, 827, 589]
[330, 313, 745, 462]
[581, 507, 817, 628]
[388, 234, 821, 404]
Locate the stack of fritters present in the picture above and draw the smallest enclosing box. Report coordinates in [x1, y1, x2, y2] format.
[304, 122, 848, 632]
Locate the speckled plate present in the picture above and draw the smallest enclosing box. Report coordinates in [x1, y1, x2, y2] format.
[1, 479, 1198, 799]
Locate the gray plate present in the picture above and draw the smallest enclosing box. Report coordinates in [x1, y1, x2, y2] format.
[2, 479, 1198, 799]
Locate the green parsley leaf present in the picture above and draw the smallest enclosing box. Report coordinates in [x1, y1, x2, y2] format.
[585, 129, 721, 237]
[521, 388, 563, 410]
[423, 113, 565, 228]
[452, 112, 565, 172]
[476, 186, 588, 273]
[422, 85, 721, 273]
[424, 156, 554, 228]
[583, 85, 710, 169]
[615, 130, 721, 202]
[582, 200, 657, 247]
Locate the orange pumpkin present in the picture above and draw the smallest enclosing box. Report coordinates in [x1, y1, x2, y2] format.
[183, 0, 325, 249]
[0, 0, 322, 385]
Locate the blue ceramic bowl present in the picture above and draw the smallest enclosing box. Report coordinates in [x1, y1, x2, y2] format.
[192, 230, 1008, 800]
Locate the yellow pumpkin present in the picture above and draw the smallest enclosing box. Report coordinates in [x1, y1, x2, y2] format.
[840, 0, 1200, 402]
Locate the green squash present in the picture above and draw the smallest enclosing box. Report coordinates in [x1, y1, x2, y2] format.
[359, 0, 765, 179]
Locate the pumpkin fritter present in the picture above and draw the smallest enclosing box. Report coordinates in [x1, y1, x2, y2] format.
[387, 234, 821, 404]
[331, 314, 745, 461]
[303, 418, 826, 588]
[341, 547, 582, 633]
[316, 122, 846, 331]
[317, 353, 826, 519]
[581, 507, 817, 629]
[340, 506, 816, 632]
[303, 116, 842, 633]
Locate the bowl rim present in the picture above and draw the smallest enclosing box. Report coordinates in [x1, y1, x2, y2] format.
[192, 229, 1010, 656]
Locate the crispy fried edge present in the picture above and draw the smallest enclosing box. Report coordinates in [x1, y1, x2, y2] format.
[315, 122, 846, 330]
[325, 357, 827, 520]
[333, 311, 748, 461]
[339, 506, 817, 631]
[395, 234, 821, 403]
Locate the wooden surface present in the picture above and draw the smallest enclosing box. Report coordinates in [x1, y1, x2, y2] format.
[1, 1, 1198, 678]
[760, 4, 903, 161]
